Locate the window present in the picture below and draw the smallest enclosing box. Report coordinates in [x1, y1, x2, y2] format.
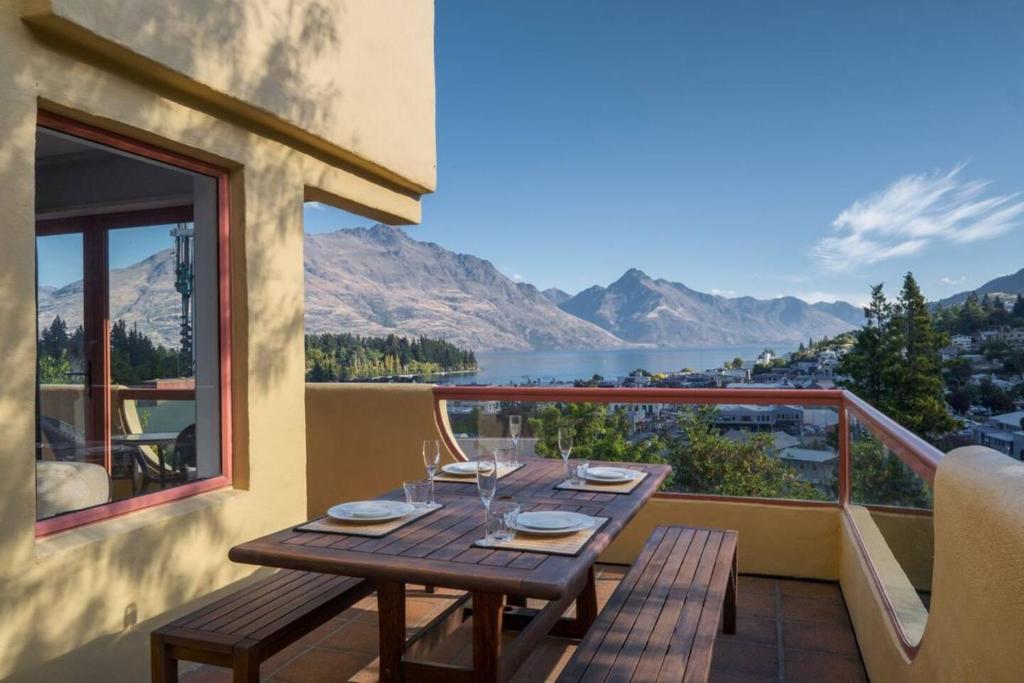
[34, 113, 231, 535]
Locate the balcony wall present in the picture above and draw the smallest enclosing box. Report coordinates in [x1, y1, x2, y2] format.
[0, 3, 435, 679]
[307, 384, 1024, 682]
[841, 446, 1024, 682]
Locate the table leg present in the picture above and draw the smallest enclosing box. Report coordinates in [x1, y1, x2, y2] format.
[377, 579, 406, 682]
[574, 566, 598, 633]
[472, 590, 504, 682]
[723, 552, 737, 635]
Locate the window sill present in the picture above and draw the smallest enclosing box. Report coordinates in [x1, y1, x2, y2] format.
[35, 486, 244, 559]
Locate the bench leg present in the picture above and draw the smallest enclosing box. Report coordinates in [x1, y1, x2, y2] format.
[150, 636, 177, 683]
[472, 590, 504, 682]
[723, 552, 737, 635]
[378, 579, 407, 683]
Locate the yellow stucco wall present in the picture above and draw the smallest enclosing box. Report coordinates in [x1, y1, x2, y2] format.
[0, 2, 434, 680]
[841, 447, 1024, 682]
[305, 383, 457, 518]
[20, 0, 437, 195]
[601, 497, 841, 580]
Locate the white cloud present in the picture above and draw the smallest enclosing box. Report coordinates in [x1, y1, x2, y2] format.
[939, 275, 966, 285]
[306, 201, 328, 211]
[812, 165, 1024, 272]
[711, 288, 737, 297]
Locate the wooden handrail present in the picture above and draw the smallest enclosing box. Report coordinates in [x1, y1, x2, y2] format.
[841, 390, 943, 486]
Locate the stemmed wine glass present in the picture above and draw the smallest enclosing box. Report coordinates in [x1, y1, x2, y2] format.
[422, 439, 441, 508]
[508, 415, 522, 466]
[476, 452, 498, 545]
[558, 427, 574, 482]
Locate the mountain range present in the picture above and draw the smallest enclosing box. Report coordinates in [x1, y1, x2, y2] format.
[935, 267, 1024, 308]
[35, 224, 876, 351]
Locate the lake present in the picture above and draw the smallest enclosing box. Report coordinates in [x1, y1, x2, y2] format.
[432, 345, 796, 386]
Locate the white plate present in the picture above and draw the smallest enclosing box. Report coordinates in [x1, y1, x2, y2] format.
[442, 461, 498, 476]
[328, 500, 415, 523]
[512, 511, 596, 536]
[584, 466, 637, 483]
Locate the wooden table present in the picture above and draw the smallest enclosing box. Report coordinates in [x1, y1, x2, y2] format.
[229, 459, 670, 682]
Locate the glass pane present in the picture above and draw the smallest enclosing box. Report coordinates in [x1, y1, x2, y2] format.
[445, 399, 839, 501]
[849, 413, 934, 604]
[35, 126, 222, 520]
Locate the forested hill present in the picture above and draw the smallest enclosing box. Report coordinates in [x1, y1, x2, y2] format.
[305, 333, 477, 381]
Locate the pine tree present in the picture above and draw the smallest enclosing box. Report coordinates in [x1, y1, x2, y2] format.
[887, 273, 956, 440]
[838, 284, 895, 407]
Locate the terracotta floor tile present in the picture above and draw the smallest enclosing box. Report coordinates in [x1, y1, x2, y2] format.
[740, 592, 779, 619]
[270, 647, 376, 683]
[261, 642, 311, 677]
[291, 617, 346, 648]
[784, 648, 868, 683]
[721, 616, 777, 646]
[711, 639, 779, 678]
[708, 669, 777, 683]
[783, 620, 860, 656]
[779, 579, 843, 601]
[596, 564, 630, 580]
[179, 665, 232, 683]
[738, 575, 778, 596]
[406, 597, 442, 626]
[781, 595, 849, 625]
[320, 619, 382, 655]
[515, 637, 577, 682]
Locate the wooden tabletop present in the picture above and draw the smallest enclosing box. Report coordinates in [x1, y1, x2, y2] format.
[229, 459, 669, 601]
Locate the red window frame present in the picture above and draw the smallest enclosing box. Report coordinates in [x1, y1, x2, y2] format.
[34, 111, 233, 537]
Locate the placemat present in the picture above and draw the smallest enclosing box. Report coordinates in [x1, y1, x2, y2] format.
[295, 504, 442, 538]
[473, 516, 609, 556]
[433, 462, 524, 484]
[555, 470, 649, 495]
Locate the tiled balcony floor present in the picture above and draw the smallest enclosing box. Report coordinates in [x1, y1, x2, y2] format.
[180, 566, 867, 683]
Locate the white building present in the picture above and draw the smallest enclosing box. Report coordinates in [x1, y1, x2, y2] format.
[951, 334, 974, 350]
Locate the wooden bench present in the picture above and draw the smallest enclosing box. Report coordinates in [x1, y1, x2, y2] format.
[151, 569, 372, 683]
[557, 526, 737, 683]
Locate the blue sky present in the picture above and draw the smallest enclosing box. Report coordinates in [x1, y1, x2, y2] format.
[309, 0, 1024, 306]
[42, 1, 1024, 308]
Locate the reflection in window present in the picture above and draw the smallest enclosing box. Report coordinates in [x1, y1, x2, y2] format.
[35, 124, 222, 521]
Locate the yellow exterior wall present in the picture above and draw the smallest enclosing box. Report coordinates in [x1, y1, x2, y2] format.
[305, 383, 456, 518]
[600, 497, 841, 580]
[20, 0, 437, 195]
[841, 447, 1024, 682]
[0, 2, 434, 680]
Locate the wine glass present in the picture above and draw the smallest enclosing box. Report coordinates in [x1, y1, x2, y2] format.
[508, 415, 522, 466]
[558, 427, 574, 481]
[422, 439, 441, 508]
[476, 452, 498, 544]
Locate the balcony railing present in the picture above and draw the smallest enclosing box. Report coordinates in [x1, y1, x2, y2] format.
[432, 385, 940, 654]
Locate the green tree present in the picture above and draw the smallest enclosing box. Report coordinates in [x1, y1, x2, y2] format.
[1012, 295, 1024, 320]
[886, 273, 957, 440]
[842, 275, 956, 443]
[38, 351, 71, 384]
[528, 403, 667, 467]
[838, 284, 895, 407]
[729, 357, 743, 369]
[848, 435, 931, 508]
[666, 407, 824, 500]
